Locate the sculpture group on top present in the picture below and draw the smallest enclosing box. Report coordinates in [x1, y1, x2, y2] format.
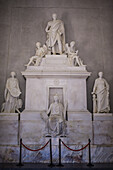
[25, 13, 84, 67]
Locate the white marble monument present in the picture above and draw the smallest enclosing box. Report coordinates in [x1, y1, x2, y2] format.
[21, 13, 92, 145]
[1, 13, 113, 164]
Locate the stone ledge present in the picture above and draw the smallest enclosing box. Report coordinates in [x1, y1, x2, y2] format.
[0, 113, 19, 120]
[69, 111, 92, 121]
[93, 113, 113, 121]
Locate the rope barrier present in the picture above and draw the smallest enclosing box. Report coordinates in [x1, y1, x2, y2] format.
[61, 140, 89, 152]
[21, 140, 49, 152]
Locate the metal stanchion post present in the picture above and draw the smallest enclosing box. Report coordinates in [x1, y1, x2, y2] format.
[17, 138, 24, 166]
[87, 139, 94, 167]
[57, 138, 64, 166]
[48, 138, 55, 167]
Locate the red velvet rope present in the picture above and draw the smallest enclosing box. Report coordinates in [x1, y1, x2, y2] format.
[62, 140, 89, 152]
[21, 140, 49, 152]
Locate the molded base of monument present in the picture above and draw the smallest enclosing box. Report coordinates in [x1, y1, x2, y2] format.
[93, 113, 113, 145]
[67, 111, 92, 145]
[0, 144, 113, 163]
[20, 110, 92, 145]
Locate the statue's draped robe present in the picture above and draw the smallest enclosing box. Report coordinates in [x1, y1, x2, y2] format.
[46, 20, 65, 53]
[4, 78, 21, 112]
[93, 78, 110, 113]
[47, 102, 65, 135]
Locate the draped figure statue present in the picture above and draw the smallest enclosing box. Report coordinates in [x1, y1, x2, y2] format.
[45, 13, 65, 55]
[1, 72, 22, 113]
[46, 94, 67, 137]
[92, 72, 110, 113]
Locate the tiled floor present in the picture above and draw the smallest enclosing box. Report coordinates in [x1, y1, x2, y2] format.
[0, 163, 113, 170]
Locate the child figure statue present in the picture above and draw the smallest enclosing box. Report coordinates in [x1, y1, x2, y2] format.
[65, 41, 84, 66]
[25, 42, 47, 66]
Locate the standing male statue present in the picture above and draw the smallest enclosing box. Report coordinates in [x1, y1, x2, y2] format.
[92, 72, 110, 113]
[45, 13, 65, 55]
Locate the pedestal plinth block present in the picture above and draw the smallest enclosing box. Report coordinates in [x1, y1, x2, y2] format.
[0, 113, 19, 145]
[93, 113, 113, 145]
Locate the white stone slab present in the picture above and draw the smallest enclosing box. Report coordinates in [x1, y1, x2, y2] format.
[0, 113, 19, 120]
[22, 75, 90, 111]
[0, 113, 19, 145]
[20, 110, 45, 120]
[93, 113, 113, 120]
[43, 54, 68, 66]
[69, 112, 92, 121]
[93, 114, 113, 145]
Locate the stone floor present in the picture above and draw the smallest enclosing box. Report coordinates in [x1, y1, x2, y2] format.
[0, 163, 113, 170]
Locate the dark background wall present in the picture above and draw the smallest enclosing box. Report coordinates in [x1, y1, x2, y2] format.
[0, 0, 113, 113]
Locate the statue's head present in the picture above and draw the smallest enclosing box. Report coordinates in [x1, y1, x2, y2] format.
[52, 13, 57, 20]
[98, 71, 103, 78]
[70, 41, 75, 47]
[10, 71, 16, 78]
[36, 42, 41, 48]
[53, 94, 59, 102]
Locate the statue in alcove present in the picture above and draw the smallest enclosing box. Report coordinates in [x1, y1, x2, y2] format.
[1, 72, 22, 113]
[45, 13, 65, 55]
[65, 41, 84, 66]
[45, 94, 67, 137]
[25, 42, 47, 66]
[92, 72, 110, 113]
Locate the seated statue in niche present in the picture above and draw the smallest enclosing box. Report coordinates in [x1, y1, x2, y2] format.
[65, 41, 84, 66]
[45, 13, 65, 55]
[92, 72, 110, 113]
[25, 42, 47, 66]
[1, 72, 22, 113]
[45, 94, 67, 137]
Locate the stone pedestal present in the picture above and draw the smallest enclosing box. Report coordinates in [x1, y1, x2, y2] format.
[0, 113, 19, 145]
[21, 55, 92, 145]
[22, 55, 90, 112]
[93, 113, 113, 145]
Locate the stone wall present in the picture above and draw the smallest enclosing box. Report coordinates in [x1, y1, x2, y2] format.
[0, 0, 113, 113]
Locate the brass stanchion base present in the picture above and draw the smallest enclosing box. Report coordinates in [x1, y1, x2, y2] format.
[87, 163, 94, 167]
[17, 163, 24, 166]
[48, 163, 55, 167]
[56, 163, 64, 167]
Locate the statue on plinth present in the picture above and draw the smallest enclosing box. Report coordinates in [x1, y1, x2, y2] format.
[45, 13, 65, 55]
[1, 72, 22, 113]
[65, 41, 84, 66]
[25, 42, 47, 66]
[46, 94, 67, 137]
[92, 72, 110, 113]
